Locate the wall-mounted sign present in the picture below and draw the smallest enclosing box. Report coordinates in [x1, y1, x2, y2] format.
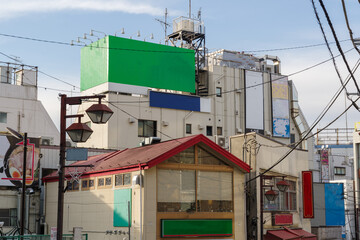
[302, 171, 314, 218]
[271, 75, 290, 138]
[0, 135, 40, 187]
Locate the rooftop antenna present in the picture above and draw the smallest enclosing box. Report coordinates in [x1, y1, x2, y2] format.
[155, 8, 170, 45]
[198, 7, 202, 20]
[189, 0, 191, 18]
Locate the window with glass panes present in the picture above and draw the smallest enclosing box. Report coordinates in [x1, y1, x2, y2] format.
[157, 145, 233, 213]
[0, 208, 17, 226]
[334, 167, 346, 175]
[138, 119, 157, 137]
[263, 177, 296, 211]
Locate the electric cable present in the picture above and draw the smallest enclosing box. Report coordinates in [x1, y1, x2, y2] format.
[341, 0, 360, 56]
[242, 39, 350, 53]
[207, 48, 354, 97]
[0, 32, 351, 54]
[246, 56, 359, 183]
[0, 54, 80, 90]
[311, 0, 349, 95]
[318, 0, 360, 94]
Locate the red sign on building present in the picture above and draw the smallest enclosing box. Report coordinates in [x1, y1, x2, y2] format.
[302, 171, 314, 218]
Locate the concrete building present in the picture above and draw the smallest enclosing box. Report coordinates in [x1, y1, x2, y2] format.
[311, 128, 354, 239]
[312, 128, 354, 183]
[0, 64, 59, 234]
[44, 134, 250, 240]
[77, 38, 311, 156]
[230, 133, 314, 239]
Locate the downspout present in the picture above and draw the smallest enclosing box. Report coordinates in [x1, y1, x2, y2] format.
[139, 164, 143, 240]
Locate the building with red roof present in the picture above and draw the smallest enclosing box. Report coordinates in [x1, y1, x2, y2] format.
[44, 134, 250, 240]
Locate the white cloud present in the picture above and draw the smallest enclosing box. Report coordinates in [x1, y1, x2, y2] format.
[0, 0, 165, 20]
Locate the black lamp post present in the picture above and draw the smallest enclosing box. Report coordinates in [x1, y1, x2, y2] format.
[57, 94, 113, 240]
[260, 175, 289, 240]
[6, 127, 27, 236]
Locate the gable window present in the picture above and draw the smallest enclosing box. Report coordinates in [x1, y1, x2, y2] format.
[157, 144, 233, 213]
[138, 119, 157, 137]
[206, 126, 213, 136]
[0, 112, 7, 123]
[186, 124, 192, 134]
[334, 167, 346, 175]
[164, 146, 195, 164]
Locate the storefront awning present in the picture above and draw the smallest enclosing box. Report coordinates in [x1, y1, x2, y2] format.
[264, 227, 316, 240]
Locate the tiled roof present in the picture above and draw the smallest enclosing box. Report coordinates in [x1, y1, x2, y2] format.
[43, 134, 250, 181]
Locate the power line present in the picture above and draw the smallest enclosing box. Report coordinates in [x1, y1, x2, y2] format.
[0, 53, 80, 90]
[207, 47, 354, 97]
[311, 0, 348, 94]
[242, 39, 350, 53]
[341, 0, 360, 56]
[318, 0, 360, 94]
[0, 32, 352, 54]
[0, 32, 194, 54]
[38, 70, 79, 90]
[246, 53, 358, 184]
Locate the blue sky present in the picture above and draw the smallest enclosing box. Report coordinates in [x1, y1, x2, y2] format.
[0, 0, 359, 132]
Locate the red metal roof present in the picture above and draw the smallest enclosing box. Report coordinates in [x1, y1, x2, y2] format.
[43, 134, 250, 182]
[265, 227, 316, 240]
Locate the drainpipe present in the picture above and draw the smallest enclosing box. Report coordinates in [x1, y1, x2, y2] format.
[139, 164, 143, 240]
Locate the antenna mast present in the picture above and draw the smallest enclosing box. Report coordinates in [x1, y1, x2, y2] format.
[189, 0, 191, 18]
[155, 8, 170, 45]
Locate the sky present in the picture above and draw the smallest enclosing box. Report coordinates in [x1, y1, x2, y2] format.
[0, 0, 359, 133]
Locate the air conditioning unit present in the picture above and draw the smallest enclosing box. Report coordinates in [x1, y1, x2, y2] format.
[215, 135, 226, 147]
[41, 137, 54, 146]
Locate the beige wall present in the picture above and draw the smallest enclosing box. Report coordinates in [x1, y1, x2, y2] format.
[78, 64, 306, 151]
[45, 165, 247, 240]
[230, 133, 312, 236]
[233, 168, 247, 240]
[0, 190, 40, 234]
[45, 170, 144, 240]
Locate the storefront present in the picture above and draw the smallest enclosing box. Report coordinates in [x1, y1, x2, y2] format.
[44, 134, 250, 240]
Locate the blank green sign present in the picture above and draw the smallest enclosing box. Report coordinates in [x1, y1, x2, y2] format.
[113, 189, 131, 227]
[161, 219, 232, 237]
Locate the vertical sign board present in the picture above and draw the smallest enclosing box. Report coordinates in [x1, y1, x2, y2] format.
[271, 75, 290, 138]
[302, 171, 314, 218]
[321, 149, 330, 182]
[325, 183, 345, 226]
[114, 189, 132, 227]
[0, 135, 40, 187]
[245, 71, 264, 134]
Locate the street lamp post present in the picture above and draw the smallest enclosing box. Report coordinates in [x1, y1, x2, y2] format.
[57, 94, 113, 240]
[6, 127, 27, 236]
[260, 175, 289, 240]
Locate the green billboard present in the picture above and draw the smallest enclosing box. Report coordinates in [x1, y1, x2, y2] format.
[81, 36, 195, 93]
[161, 219, 233, 237]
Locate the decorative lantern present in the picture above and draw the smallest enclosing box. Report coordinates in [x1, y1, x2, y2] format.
[276, 179, 290, 192]
[66, 120, 93, 143]
[264, 188, 278, 201]
[86, 99, 113, 124]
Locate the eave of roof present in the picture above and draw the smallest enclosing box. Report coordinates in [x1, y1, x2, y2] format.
[43, 134, 250, 182]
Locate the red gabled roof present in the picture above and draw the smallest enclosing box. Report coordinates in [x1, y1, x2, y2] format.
[43, 134, 250, 182]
